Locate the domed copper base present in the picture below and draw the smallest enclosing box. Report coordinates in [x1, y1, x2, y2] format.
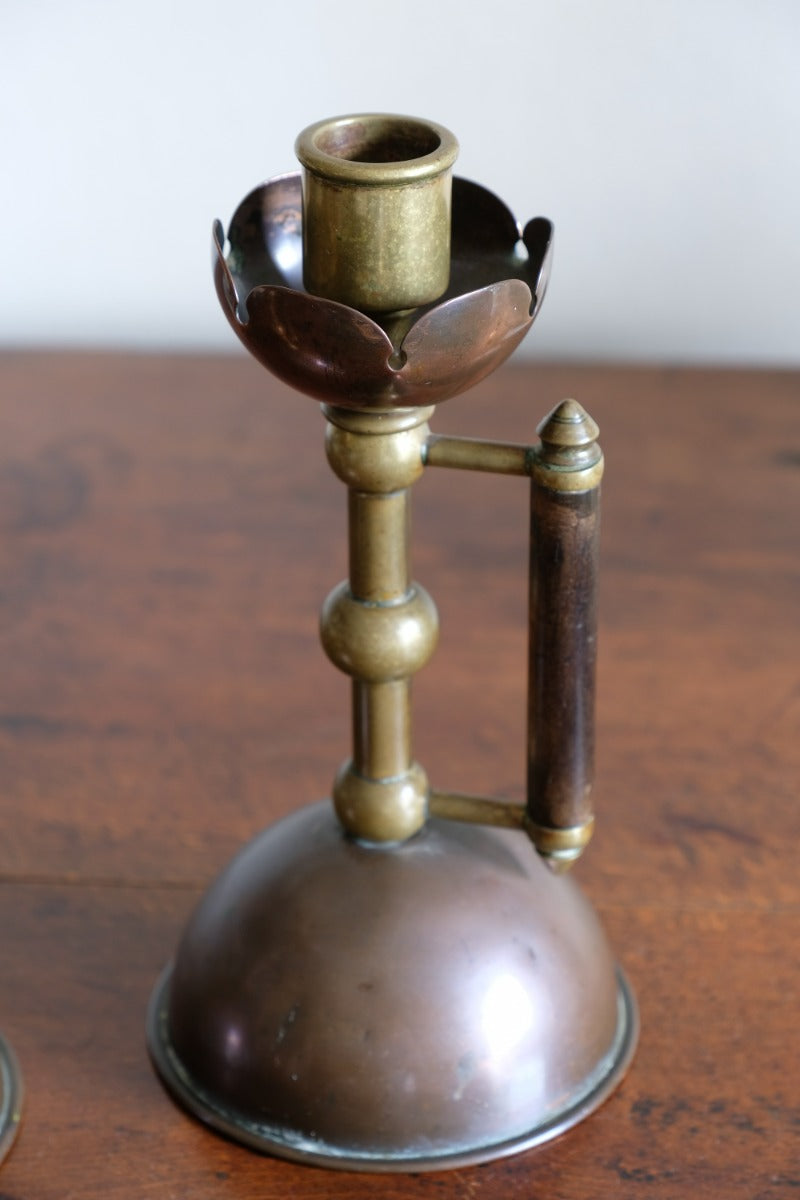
[147, 803, 637, 1171]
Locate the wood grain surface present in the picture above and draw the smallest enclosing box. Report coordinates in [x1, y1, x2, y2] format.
[0, 352, 798, 1197]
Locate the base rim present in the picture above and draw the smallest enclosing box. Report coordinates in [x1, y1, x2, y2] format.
[147, 962, 638, 1172]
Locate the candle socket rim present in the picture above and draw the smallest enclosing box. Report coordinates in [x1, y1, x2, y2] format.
[295, 112, 459, 188]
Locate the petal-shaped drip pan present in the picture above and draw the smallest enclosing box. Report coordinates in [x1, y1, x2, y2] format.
[213, 175, 553, 409]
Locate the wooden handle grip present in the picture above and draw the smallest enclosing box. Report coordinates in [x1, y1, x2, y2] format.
[526, 401, 602, 866]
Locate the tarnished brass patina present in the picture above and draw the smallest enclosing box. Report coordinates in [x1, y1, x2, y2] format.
[149, 112, 637, 1171]
[296, 113, 458, 312]
[0, 1032, 22, 1166]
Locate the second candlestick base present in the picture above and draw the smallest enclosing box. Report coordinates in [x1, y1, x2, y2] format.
[0, 1032, 22, 1165]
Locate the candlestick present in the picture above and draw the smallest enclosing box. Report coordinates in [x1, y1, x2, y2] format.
[147, 113, 637, 1171]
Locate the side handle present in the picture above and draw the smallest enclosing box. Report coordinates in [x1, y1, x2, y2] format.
[526, 400, 603, 869]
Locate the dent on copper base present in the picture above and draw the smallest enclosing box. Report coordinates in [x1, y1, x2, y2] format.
[147, 803, 637, 1172]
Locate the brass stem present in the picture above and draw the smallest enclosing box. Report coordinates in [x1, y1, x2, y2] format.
[348, 486, 413, 781]
[348, 490, 410, 601]
[353, 680, 411, 780]
[321, 406, 436, 843]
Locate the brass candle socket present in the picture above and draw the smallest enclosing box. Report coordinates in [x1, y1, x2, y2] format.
[148, 113, 637, 1171]
[296, 113, 458, 313]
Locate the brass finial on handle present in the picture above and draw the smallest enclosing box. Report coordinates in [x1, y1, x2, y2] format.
[295, 113, 458, 313]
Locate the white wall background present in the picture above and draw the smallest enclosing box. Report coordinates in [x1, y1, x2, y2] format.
[2, 0, 799, 364]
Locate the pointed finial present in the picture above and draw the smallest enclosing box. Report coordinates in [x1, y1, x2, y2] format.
[532, 399, 603, 491]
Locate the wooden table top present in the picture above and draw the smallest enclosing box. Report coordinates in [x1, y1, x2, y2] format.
[0, 351, 797, 1197]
